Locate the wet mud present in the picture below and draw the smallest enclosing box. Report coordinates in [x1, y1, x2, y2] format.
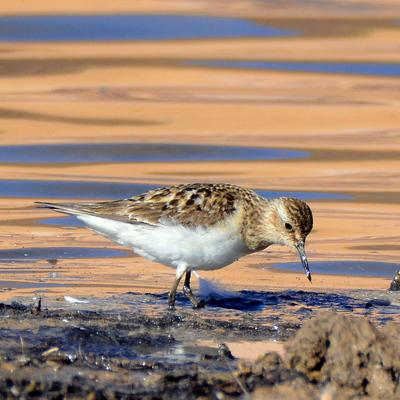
[0, 289, 400, 399]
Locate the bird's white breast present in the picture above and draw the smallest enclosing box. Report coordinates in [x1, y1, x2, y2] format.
[77, 214, 249, 271]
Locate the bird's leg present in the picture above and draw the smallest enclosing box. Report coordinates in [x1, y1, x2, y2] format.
[168, 273, 183, 310]
[183, 271, 206, 309]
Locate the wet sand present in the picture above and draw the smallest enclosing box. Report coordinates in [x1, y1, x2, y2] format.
[0, 0, 399, 298]
[0, 0, 400, 397]
[0, 0, 399, 300]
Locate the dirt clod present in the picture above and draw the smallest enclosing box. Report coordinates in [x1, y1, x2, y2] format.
[285, 312, 400, 398]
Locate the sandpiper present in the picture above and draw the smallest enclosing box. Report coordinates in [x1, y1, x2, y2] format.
[37, 183, 313, 309]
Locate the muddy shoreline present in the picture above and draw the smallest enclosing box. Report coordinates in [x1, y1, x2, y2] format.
[1, 292, 399, 399]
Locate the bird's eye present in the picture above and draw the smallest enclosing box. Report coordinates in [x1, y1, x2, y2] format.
[285, 222, 293, 231]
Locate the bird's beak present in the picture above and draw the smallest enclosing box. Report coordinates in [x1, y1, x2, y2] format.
[296, 241, 312, 282]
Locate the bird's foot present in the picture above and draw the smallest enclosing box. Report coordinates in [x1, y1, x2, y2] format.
[194, 299, 206, 309]
[183, 284, 206, 309]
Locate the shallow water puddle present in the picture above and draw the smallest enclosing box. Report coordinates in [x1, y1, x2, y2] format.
[0, 143, 308, 163]
[0, 15, 298, 42]
[2, 181, 160, 200]
[0, 247, 130, 261]
[3, 180, 350, 201]
[188, 60, 400, 77]
[0, 247, 129, 292]
[0, 281, 69, 289]
[271, 260, 400, 278]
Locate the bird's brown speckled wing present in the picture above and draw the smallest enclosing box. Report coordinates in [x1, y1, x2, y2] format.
[124, 183, 243, 226]
[37, 183, 261, 228]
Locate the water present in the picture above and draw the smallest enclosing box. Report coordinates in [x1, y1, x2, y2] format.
[0, 282, 68, 288]
[1, 143, 347, 201]
[0, 247, 130, 261]
[3, 181, 160, 200]
[3, 180, 351, 200]
[187, 60, 400, 78]
[270, 261, 400, 278]
[0, 15, 298, 42]
[0, 143, 308, 163]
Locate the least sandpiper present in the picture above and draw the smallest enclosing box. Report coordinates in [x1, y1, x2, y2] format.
[37, 183, 313, 309]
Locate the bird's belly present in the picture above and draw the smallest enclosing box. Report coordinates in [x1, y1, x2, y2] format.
[77, 215, 248, 271]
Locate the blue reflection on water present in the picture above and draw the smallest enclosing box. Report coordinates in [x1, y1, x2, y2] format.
[0, 180, 351, 201]
[271, 261, 400, 277]
[256, 190, 351, 201]
[0, 15, 298, 42]
[6, 181, 159, 200]
[187, 60, 400, 77]
[0, 143, 308, 163]
[0, 282, 68, 288]
[0, 247, 130, 260]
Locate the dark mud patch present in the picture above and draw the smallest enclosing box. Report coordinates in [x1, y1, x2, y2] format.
[0, 291, 399, 399]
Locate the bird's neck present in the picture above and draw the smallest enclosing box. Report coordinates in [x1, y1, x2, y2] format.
[241, 197, 275, 252]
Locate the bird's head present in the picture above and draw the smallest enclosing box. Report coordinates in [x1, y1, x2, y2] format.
[269, 197, 313, 281]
